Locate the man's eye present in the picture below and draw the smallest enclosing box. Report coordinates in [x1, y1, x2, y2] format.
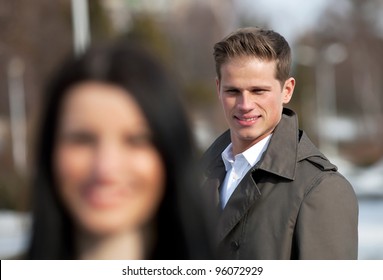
[225, 89, 239, 94]
[253, 90, 264, 94]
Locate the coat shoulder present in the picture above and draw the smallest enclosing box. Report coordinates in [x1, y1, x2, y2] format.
[296, 131, 355, 196]
[297, 131, 337, 172]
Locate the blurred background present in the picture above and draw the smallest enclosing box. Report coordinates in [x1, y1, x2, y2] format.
[0, 0, 382, 259]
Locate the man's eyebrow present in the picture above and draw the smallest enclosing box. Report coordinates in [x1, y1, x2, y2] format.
[222, 85, 241, 90]
[222, 85, 272, 90]
[249, 85, 272, 90]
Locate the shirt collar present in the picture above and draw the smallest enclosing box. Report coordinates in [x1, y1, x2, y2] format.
[221, 143, 234, 171]
[221, 134, 272, 171]
[242, 134, 272, 166]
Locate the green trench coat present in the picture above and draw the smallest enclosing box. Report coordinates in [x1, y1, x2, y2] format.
[201, 108, 358, 259]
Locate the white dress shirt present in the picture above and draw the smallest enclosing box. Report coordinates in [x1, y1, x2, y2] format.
[220, 135, 272, 208]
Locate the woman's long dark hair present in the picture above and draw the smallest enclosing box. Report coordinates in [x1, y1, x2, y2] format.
[27, 40, 212, 259]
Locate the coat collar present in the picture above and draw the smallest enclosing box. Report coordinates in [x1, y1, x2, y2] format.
[247, 108, 334, 179]
[257, 108, 298, 180]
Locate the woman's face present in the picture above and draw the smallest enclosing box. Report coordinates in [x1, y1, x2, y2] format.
[54, 82, 165, 236]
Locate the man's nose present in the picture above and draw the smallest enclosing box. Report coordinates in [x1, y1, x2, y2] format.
[237, 92, 254, 111]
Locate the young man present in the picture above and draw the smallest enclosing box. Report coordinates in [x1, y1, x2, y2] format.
[201, 27, 358, 259]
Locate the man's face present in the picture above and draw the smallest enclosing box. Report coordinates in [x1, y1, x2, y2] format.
[217, 56, 295, 155]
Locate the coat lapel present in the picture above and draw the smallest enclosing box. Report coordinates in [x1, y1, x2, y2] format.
[200, 130, 231, 210]
[217, 170, 261, 242]
[202, 159, 226, 209]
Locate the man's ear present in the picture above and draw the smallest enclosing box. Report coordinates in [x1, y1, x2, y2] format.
[216, 77, 221, 99]
[282, 77, 295, 104]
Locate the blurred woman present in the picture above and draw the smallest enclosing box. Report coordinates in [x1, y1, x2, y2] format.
[27, 40, 211, 259]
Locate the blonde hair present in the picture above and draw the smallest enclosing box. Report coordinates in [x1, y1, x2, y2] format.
[214, 27, 292, 84]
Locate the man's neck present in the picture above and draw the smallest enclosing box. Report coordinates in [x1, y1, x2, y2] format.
[231, 133, 273, 156]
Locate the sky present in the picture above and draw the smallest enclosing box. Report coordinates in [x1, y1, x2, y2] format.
[236, 0, 333, 44]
